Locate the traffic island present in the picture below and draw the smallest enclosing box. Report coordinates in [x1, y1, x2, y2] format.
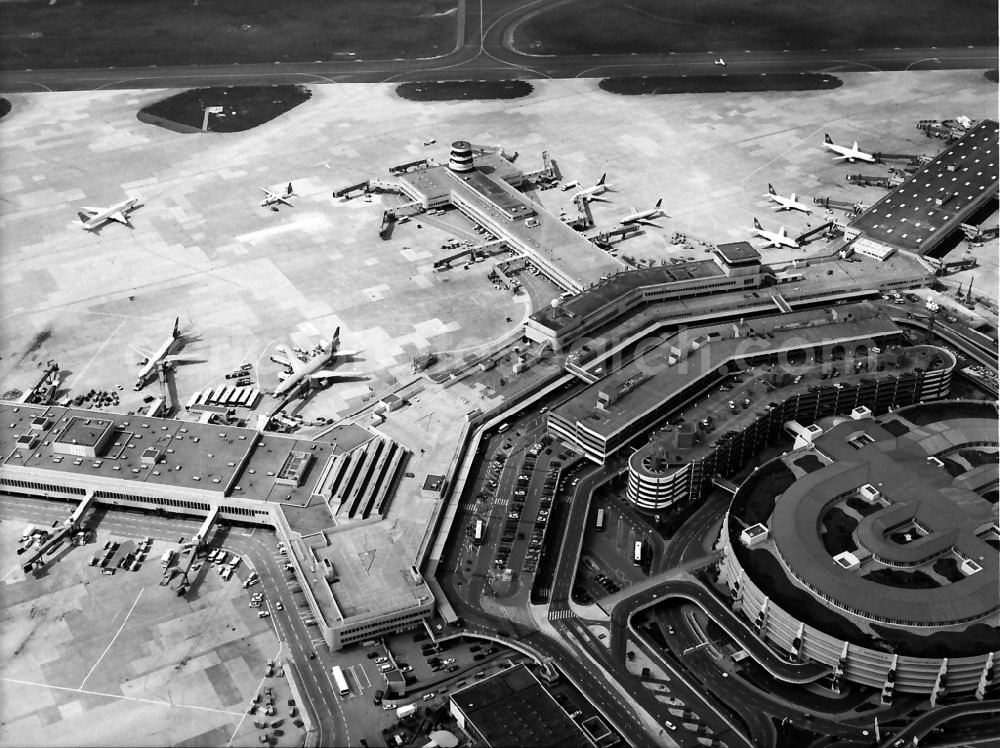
[138, 85, 312, 133]
[0, 97, 10, 120]
[395, 80, 533, 101]
[600, 74, 842, 95]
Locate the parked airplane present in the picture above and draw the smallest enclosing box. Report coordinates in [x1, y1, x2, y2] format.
[131, 318, 198, 390]
[77, 196, 142, 231]
[714, 58, 726, 66]
[271, 327, 364, 398]
[619, 199, 665, 225]
[571, 173, 610, 202]
[764, 184, 812, 214]
[753, 218, 799, 249]
[823, 134, 875, 163]
[260, 183, 295, 208]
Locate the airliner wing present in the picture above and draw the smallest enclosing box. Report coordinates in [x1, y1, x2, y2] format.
[80, 207, 102, 217]
[336, 350, 360, 358]
[308, 369, 366, 379]
[130, 345, 154, 359]
[107, 211, 130, 225]
[162, 354, 200, 364]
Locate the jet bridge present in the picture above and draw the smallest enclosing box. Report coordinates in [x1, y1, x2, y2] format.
[20, 491, 96, 573]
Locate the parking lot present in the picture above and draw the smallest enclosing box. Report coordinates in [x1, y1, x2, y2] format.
[0, 517, 295, 748]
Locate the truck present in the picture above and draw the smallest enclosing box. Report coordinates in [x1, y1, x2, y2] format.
[396, 704, 417, 719]
[20, 525, 36, 542]
[161, 549, 176, 567]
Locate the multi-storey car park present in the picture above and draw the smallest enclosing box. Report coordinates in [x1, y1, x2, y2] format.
[718, 401, 999, 700]
[623, 337, 956, 512]
[0, 403, 435, 650]
[546, 302, 954, 472]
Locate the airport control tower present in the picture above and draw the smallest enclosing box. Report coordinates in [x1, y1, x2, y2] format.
[449, 141, 475, 173]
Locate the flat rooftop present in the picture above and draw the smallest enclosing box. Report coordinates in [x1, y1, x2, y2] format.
[849, 119, 999, 253]
[298, 522, 432, 621]
[451, 665, 589, 748]
[531, 258, 726, 330]
[769, 414, 999, 626]
[447, 168, 532, 219]
[55, 415, 114, 449]
[715, 241, 762, 265]
[1, 401, 371, 504]
[631, 344, 951, 471]
[400, 164, 623, 288]
[550, 304, 900, 439]
[530, 242, 931, 336]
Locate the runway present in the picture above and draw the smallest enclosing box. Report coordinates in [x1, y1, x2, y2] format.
[0, 0, 994, 93]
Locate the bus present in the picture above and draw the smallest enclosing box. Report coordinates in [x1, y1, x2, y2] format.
[497, 423, 510, 434]
[595, 508, 606, 532]
[331, 665, 350, 697]
[473, 520, 485, 545]
[633, 541, 642, 567]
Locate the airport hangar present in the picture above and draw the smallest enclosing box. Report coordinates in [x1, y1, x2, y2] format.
[0, 403, 435, 651]
[388, 140, 624, 292]
[720, 404, 999, 699]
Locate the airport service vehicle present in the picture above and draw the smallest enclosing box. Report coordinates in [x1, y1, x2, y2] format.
[161, 549, 176, 567]
[633, 541, 643, 566]
[473, 520, 485, 545]
[260, 183, 295, 208]
[76, 195, 142, 231]
[396, 704, 417, 719]
[378, 664, 394, 673]
[331, 666, 350, 697]
[752, 218, 799, 249]
[823, 134, 876, 163]
[763, 184, 812, 214]
[20, 525, 35, 542]
[382, 703, 396, 711]
[497, 422, 510, 434]
[423, 692, 436, 701]
[258, 611, 270, 618]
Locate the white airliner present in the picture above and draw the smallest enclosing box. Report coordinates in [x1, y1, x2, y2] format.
[77, 196, 142, 231]
[571, 173, 610, 202]
[131, 318, 198, 390]
[764, 184, 812, 214]
[260, 183, 295, 208]
[271, 327, 364, 399]
[823, 134, 876, 163]
[753, 218, 799, 249]
[619, 199, 665, 225]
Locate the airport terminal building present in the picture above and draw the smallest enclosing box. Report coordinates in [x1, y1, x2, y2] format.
[848, 119, 999, 256]
[0, 402, 434, 650]
[719, 402, 999, 699]
[394, 140, 623, 292]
